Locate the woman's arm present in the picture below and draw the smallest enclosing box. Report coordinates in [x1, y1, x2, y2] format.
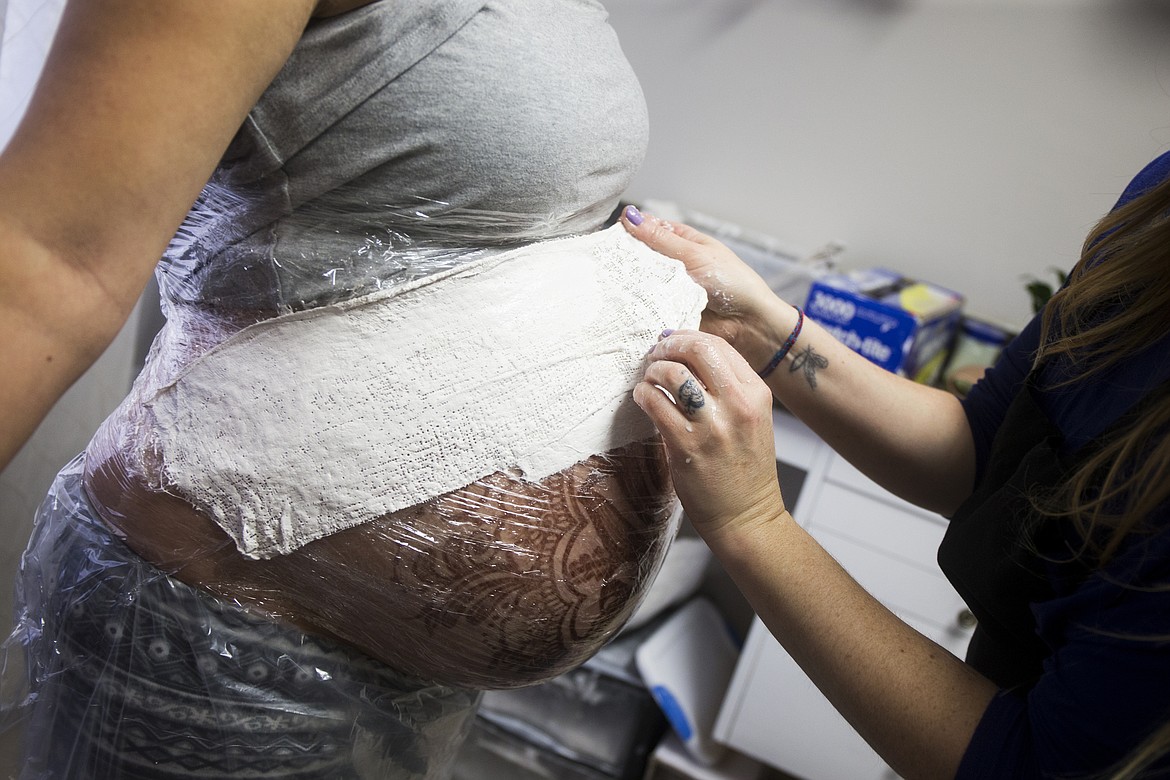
[0, 0, 324, 471]
[623, 209, 976, 516]
[634, 330, 998, 780]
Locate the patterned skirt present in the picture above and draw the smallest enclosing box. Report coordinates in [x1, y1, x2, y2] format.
[1, 456, 480, 779]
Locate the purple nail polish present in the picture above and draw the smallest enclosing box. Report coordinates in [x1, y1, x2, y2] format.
[660, 329, 674, 339]
[624, 204, 644, 226]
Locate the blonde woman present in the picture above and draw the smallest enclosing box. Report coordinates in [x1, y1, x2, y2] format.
[623, 152, 1170, 779]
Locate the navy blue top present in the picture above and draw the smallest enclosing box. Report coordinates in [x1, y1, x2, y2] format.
[956, 151, 1170, 777]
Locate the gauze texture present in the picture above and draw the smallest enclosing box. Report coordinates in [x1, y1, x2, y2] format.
[145, 224, 706, 558]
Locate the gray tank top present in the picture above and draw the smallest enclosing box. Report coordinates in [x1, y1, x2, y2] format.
[159, 0, 650, 313]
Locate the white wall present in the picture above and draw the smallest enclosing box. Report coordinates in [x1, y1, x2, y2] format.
[608, 0, 1170, 330]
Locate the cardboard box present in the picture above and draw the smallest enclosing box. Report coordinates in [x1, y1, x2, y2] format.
[804, 268, 963, 382]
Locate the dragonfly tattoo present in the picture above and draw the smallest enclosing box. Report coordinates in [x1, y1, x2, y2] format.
[789, 345, 829, 389]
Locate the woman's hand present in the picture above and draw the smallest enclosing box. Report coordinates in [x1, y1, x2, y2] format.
[634, 329, 787, 540]
[621, 205, 793, 371]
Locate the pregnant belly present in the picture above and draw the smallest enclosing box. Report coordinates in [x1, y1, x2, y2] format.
[83, 425, 675, 689]
[83, 226, 702, 687]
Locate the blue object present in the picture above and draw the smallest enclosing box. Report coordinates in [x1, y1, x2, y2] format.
[650, 685, 693, 742]
[804, 268, 963, 377]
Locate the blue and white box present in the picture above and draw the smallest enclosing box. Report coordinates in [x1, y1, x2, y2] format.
[804, 268, 964, 382]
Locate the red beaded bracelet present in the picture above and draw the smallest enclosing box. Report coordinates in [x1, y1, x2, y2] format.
[758, 306, 804, 379]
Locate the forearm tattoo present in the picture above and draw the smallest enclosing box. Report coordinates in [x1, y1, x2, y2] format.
[678, 378, 705, 415]
[789, 345, 829, 389]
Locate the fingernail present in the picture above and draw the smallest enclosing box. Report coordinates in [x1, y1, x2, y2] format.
[624, 204, 644, 226]
[660, 329, 674, 339]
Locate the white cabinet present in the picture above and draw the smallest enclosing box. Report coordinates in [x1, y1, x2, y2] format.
[714, 410, 974, 780]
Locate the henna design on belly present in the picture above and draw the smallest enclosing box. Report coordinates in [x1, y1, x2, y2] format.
[86, 432, 676, 689]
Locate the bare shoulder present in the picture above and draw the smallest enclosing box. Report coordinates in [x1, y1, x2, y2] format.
[313, 0, 381, 17]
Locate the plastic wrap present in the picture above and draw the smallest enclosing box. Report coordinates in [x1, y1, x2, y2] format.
[2, 190, 702, 775]
[3, 457, 482, 779]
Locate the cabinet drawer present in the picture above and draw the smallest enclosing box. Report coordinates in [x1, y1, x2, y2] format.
[805, 480, 948, 574]
[716, 436, 975, 780]
[717, 622, 895, 780]
[826, 452, 930, 510]
[816, 530, 970, 633]
[805, 483, 968, 631]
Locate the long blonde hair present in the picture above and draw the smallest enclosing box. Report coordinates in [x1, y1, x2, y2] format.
[1109, 722, 1170, 780]
[1034, 173, 1170, 565]
[1033, 171, 1170, 780]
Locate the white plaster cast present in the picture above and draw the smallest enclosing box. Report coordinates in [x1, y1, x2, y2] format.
[146, 225, 707, 558]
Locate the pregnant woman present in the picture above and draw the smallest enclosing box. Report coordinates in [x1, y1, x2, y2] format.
[0, 1, 702, 777]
